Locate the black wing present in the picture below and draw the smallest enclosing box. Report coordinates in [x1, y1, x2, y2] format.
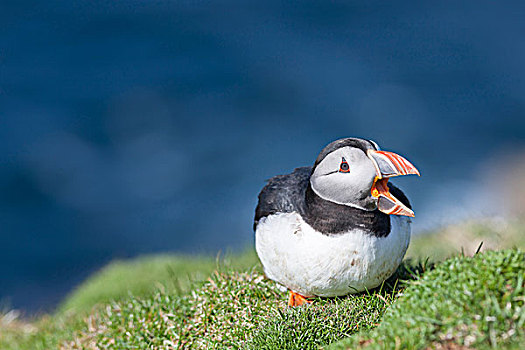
[254, 166, 311, 230]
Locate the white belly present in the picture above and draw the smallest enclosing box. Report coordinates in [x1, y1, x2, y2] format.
[255, 212, 411, 297]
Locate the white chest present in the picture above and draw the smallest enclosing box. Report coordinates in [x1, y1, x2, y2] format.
[255, 212, 411, 297]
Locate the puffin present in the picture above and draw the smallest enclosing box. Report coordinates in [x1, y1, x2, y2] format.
[254, 137, 420, 307]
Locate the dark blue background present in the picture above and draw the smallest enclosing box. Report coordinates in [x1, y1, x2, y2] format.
[2, 0, 525, 312]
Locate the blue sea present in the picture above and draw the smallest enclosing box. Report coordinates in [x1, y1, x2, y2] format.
[1, 0, 525, 312]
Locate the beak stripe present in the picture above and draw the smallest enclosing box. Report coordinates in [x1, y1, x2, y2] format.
[377, 194, 415, 217]
[393, 154, 410, 173]
[391, 206, 405, 216]
[374, 151, 420, 176]
[390, 153, 408, 174]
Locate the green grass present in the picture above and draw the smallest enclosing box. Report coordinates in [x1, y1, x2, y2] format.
[1, 222, 524, 349]
[0, 310, 85, 350]
[55, 260, 426, 350]
[65, 269, 283, 349]
[330, 249, 525, 349]
[0, 259, 425, 349]
[59, 250, 258, 313]
[247, 261, 428, 350]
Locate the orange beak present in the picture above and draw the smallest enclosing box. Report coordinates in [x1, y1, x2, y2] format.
[367, 150, 420, 217]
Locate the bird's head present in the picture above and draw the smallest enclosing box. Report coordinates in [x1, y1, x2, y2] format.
[309, 138, 420, 216]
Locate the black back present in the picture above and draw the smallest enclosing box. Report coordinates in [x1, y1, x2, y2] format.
[254, 167, 311, 230]
[254, 167, 411, 237]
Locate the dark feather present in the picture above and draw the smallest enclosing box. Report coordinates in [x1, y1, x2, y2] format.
[254, 167, 311, 230]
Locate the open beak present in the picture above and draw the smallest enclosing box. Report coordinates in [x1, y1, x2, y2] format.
[367, 150, 420, 217]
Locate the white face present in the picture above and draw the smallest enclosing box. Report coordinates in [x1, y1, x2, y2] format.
[310, 146, 378, 210]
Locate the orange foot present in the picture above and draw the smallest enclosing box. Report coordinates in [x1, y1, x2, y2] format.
[288, 290, 313, 307]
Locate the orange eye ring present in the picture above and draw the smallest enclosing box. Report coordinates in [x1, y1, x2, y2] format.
[339, 158, 350, 173]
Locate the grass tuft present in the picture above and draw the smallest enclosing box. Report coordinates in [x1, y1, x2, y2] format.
[248, 294, 391, 349]
[329, 248, 525, 349]
[247, 260, 428, 349]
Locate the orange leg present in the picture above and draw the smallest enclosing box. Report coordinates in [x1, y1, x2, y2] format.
[288, 290, 312, 307]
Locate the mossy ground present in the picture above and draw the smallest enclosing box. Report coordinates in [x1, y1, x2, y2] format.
[1, 222, 524, 349]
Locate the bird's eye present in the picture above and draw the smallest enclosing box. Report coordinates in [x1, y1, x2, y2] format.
[339, 157, 350, 173]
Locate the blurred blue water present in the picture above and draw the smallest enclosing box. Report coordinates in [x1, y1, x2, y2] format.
[1, 0, 525, 312]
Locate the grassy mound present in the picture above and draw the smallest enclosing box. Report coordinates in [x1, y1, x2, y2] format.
[330, 249, 525, 349]
[58, 261, 425, 349]
[63, 270, 283, 349]
[1, 222, 523, 349]
[59, 250, 258, 313]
